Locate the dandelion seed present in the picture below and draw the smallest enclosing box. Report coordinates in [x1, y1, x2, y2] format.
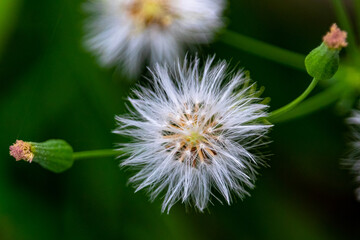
[114, 56, 271, 212]
[84, 0, 225, 76]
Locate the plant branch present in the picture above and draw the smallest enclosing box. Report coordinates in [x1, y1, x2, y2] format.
[270, 82, 347, 123]
[355, 0, 360, 39]
[331, 0, 359, 59]
[73, 149, 119, 161]
[268, 78, 319, 122]
[220, 30, 306, 71]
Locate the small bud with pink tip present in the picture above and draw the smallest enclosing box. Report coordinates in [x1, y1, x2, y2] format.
[305, 23, 348, 80]
[9, 139, 74, 173]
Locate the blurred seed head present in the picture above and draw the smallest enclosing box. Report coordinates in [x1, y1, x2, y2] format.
[345, 110, 360, 201]
[84, 0, 225, 76]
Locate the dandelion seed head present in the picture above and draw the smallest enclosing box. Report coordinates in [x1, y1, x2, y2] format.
[84, 0, 225, 76]
[114, 56, 271, 212]
[346, 110, 360, 201]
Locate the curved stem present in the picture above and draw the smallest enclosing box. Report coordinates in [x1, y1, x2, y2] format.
[331, 0, 359, 59]
[271, 82, 347, 123]
[73, 149, 119, 161]
[220, 30, 306, 71]
[268, 78, 319, 122]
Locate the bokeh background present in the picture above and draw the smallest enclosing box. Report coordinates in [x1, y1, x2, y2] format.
[1, 0, 360, 239]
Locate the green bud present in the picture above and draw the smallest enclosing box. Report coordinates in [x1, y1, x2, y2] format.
[305, 42, 340, 80]
[305, 24, 347, 81]
[31, 140, 74, 173]
[10, 139, 74, 173]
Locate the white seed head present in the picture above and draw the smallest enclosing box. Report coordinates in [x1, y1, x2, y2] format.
[114, 56, 272, 212]
[84, 0, 225, 76]
[346, 110, 360, 201]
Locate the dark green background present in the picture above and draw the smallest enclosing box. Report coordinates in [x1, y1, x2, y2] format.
[1, 0, 359, 239]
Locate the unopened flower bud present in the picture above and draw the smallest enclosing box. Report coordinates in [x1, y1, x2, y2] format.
[305, 23, 348, 80]
[9, 139, 74, 173]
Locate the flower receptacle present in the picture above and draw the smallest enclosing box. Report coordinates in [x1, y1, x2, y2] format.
[305, 24, 347, 81]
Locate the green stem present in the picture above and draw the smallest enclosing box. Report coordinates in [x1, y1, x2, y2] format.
[268, 78, 319, 122]
[220, 30, 306, 71]
[0, 0, 21, 57]
[73, 149, 119, 160]
[270, 82, 347, 123]
[355, 0, 360, 38]
[331, 0, 359, 59]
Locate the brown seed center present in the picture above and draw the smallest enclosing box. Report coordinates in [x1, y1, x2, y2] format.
[128, 0, 173, 29]
[162, 103, 220, 168]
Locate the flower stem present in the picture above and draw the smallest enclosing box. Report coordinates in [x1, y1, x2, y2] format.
[73, 149, 119, 161]
[0, 0, 21, 57]
[271, 82, 347, 123]
[330, 0, 359, 59]
[355, 0, 360, 38]
[220, 30, 306, 71]
[268, 78, 319, 122]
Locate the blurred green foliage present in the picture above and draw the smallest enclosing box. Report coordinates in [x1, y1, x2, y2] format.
[0, 0, 21, 56]
[1, 0, 359, 239]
